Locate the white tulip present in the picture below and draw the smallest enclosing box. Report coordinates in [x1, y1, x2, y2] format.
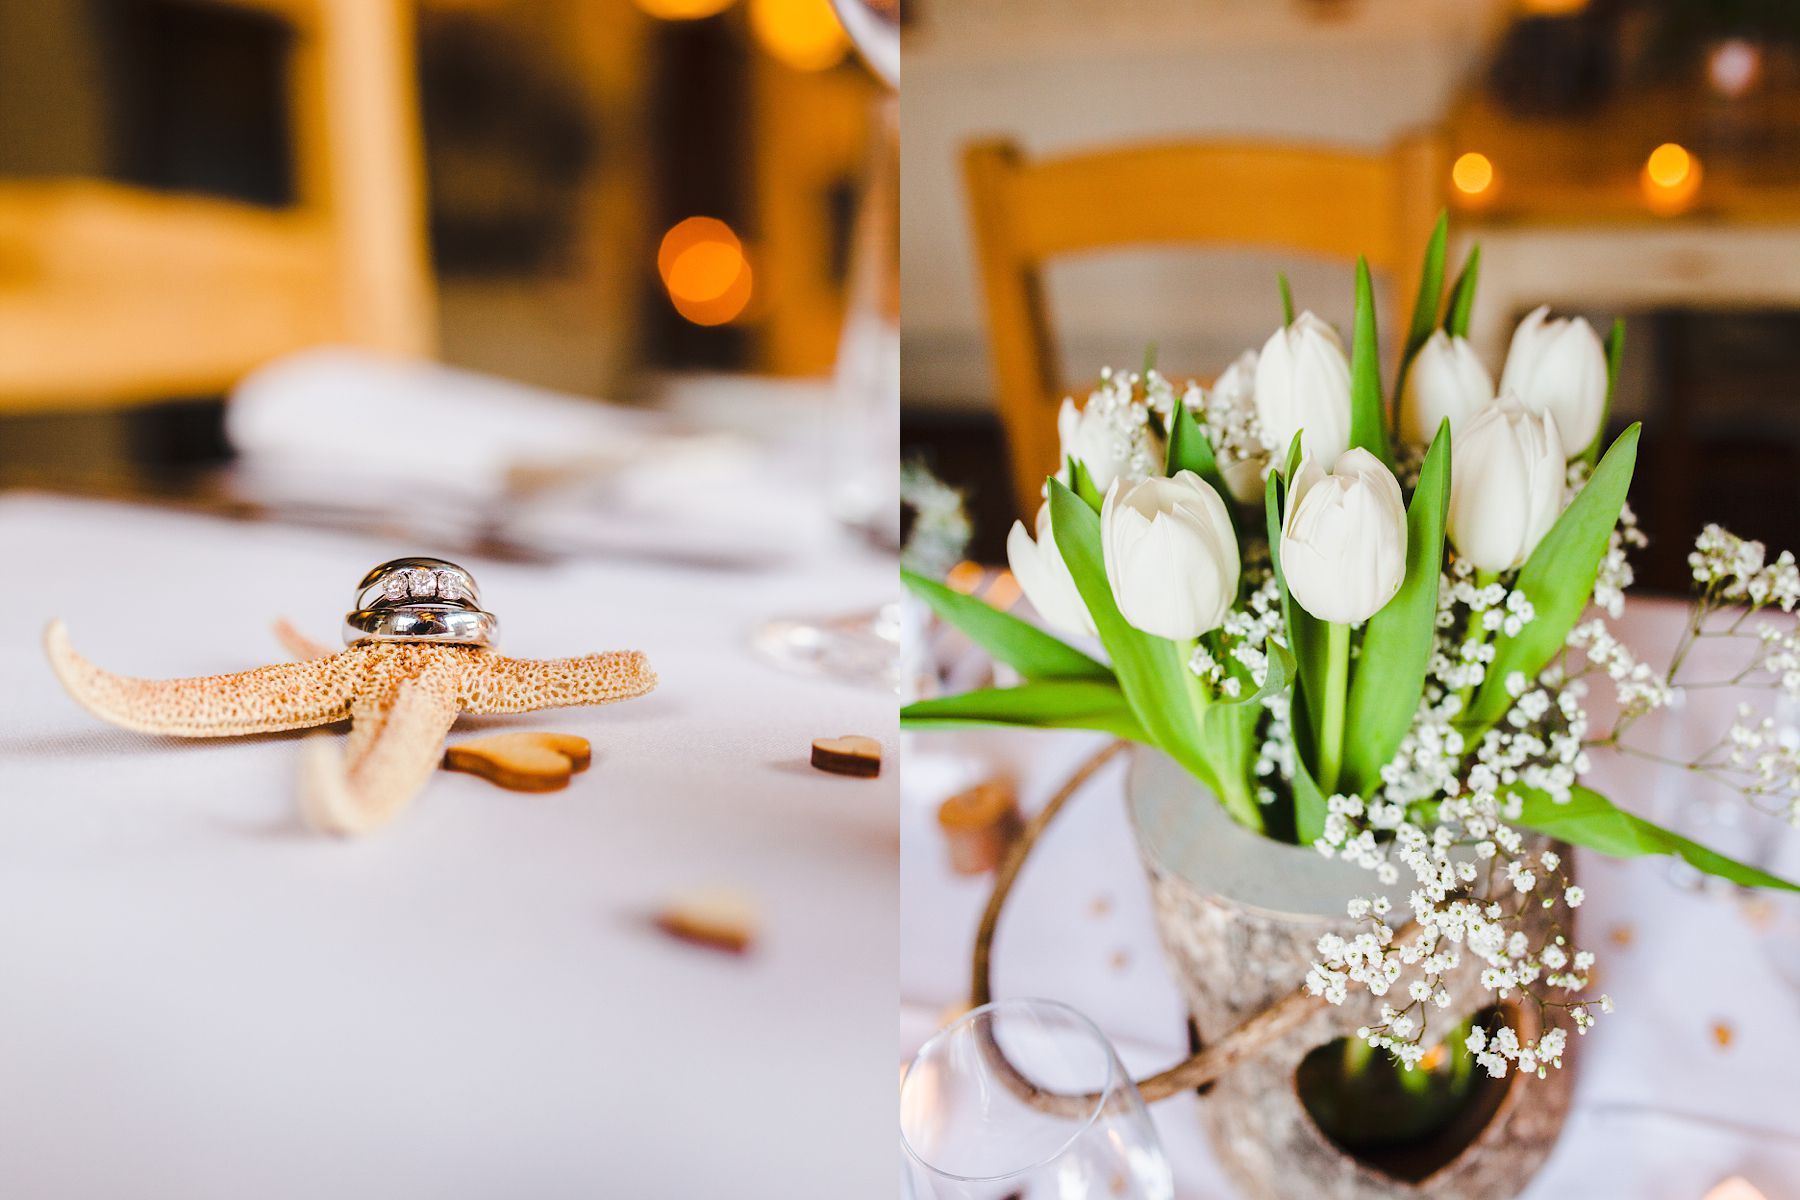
[1280, 448, 1408, 626]
[1056, 393, 1161, 494]
[1206, 348, 1271, 503]
[1399, 330, 1494, 446]
[1254, 311, 1352, 464]
[1448, 393, 1566, 574]
[1100, 471, 1240, 640]
[1498, 305, 1608, 454]
[1006, 503, 1095, 638]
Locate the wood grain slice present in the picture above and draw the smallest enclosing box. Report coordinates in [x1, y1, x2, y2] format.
[936, 777, 1021, 874]
[654, 887, 759, 955]
[443, 732, 592, 792]
[810, 734, 882, 777]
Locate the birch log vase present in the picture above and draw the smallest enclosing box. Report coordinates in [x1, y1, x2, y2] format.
[1127, 749, 1575, 1200]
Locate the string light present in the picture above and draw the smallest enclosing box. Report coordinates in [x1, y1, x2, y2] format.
[749, 0, 849, 71]
[658, 217, 753, 326]
[1451, 152, 1495, 203]
[631, 0, 735, 20]
[1708, 39, 1763, 98]
[1641, 143, 1702, 216]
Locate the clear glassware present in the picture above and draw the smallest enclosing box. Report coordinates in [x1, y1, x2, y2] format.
[752, 5, 899, 688]
[900, 999, 1175, 1200]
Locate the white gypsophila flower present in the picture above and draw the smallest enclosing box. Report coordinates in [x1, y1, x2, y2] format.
[1298, 517, 1614, 1078]
[1054, 371, 1164, 494]
[1255, 312, 1352, 464]
[1007, 502, 1096, 638]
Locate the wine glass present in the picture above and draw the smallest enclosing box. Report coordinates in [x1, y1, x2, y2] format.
[751, 0, 899, 688]
[900, 999, 1175, 1199]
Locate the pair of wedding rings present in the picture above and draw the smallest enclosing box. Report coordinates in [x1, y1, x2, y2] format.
[343, 557, 500, 649]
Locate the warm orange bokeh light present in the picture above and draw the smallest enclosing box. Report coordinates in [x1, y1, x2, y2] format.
[1518, 0, 1588, 14]
[1641, 143, 1702, 215]
[750, 0, 850, 71]
[658, 217, 753, 325]
[1451, 152, 1495, 197]
[1646, 142, 1692, 188]
[631, 0, 735, 20]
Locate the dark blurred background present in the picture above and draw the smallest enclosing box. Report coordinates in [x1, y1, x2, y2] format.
[900, 0, 1800, 593]
[0, 0, 882, 489]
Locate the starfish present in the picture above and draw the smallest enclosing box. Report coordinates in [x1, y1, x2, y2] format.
[44, 619, 656, 836]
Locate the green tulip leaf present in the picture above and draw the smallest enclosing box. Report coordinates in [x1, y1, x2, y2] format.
[902, 568, 1111, 682]
[1394, 212, 1448, 416]
[1067, 456, 1104, 511]
[1515, 784, 1800, 893]
[1341, 419, 1451, 796]
[1349, 256, 1392, 469]
[901, 679, 1147, 740]
[1165, 400, 1243, 541]
[1266, 467, 1326, 834]
[1464, 424, 1641, 733]
[1290, 740, 1330, 844]
[1048, 478, 1216, 791]
[1279, 271, 1296, 327]
[1444, 244, 1482, 339]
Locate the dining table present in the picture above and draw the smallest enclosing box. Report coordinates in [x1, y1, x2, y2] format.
[0, 370, 900, 1198]
[902, 591, 1800, 1199]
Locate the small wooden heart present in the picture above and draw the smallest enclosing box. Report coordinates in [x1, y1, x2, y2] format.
[443, 732, 592, 792]
[810, 734, 882, 778]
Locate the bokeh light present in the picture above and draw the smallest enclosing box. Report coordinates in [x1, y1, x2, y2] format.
[1451, 152, 1495, 199]
[1518, 0, 1588, 14]
[750, 0, 850, 72]
[659, 217, 754, 325]
[1708, 40, 1763, 98]
[631, 0, 736, 20]
[1641, 143, 1702, 216]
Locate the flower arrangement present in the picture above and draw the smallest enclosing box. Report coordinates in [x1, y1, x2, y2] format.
[902, 216, 1800, 1080]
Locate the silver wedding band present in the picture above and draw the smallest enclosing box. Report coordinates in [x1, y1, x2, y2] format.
[344, 557, 498, 649]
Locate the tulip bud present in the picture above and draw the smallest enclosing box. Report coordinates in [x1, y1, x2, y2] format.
[1100, 471, 1240, 640]
[1399, 330, 1494, 446]
[1254, 311, 1352, 464]
[1498, 305, 1608, 454]
[1448, 394, 1566, 574]
[1006, 502, 1096, 638]
[1056, 391, 1162, 495]
[1280, 448, 1407, 625]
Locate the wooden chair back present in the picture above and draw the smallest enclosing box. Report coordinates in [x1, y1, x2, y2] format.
[962, 134, 1444, 518]
[0, 0, 433, 411]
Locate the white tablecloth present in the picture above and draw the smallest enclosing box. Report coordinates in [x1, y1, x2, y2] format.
[0, 386, 898, 1198]
[902, 600, 1800, 1199]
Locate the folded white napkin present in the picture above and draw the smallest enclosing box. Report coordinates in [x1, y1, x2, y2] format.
[223, 347, 816, 566]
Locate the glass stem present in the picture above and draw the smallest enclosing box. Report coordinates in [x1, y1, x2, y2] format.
[1318, 621, 1351, 794]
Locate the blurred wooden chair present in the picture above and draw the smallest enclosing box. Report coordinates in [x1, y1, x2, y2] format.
[963, 135, 1444, 519]
[0, 0, 433, 412]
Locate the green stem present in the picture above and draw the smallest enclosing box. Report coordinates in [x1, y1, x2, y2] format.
[1318, 622, 1351, 794]
[1177, 637, 1265, 836]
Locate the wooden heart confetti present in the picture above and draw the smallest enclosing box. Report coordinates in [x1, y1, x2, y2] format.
[443, 732, 592, 792]
[810, 734, 882, 777]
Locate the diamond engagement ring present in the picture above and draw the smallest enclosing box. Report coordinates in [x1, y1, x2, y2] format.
[344, 557, 499, 649]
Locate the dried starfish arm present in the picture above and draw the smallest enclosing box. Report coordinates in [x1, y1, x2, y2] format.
[44, 619, 355, 737]
[272, 618, 336, 662]
[300, 648, 462, 836]
[459, 650, 657, 714]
